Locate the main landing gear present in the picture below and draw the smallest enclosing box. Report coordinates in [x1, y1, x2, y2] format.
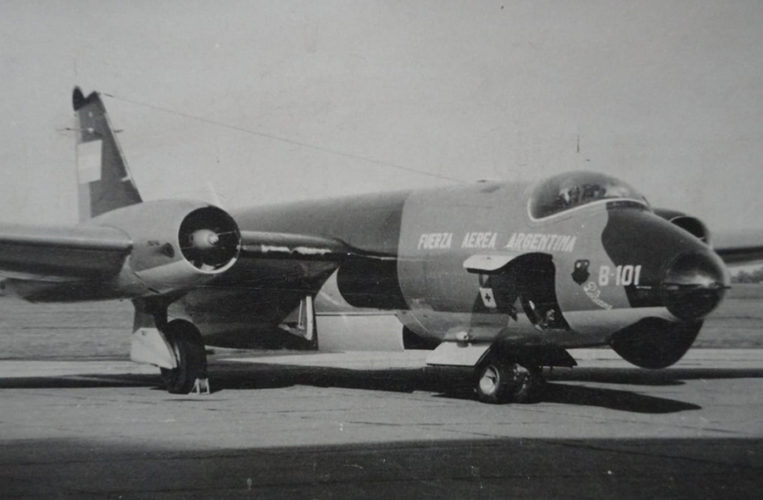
[131, 299, 210, 395]
[474, 355, 545, 404]
[159, 319, 209, 394]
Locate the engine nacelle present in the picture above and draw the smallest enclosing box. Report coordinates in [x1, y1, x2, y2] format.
[89, 200, 240, 296]
[654, 208, 711, 244]
[609, 318, 702, 369]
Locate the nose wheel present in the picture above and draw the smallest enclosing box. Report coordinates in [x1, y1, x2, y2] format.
[475, 356, 544, 404]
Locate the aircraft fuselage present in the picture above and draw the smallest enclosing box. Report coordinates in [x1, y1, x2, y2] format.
[184, 172, 728, 355]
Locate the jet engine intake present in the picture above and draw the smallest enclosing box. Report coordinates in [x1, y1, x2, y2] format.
[610, 317, 703, 369]
[178, 206, 240, 272]
[654, 208, 711, 244]
[660, 251, 728, 320]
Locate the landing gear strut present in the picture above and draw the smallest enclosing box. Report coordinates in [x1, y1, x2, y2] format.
[160, 319, 209, 394]
[474, 355, 544, 404]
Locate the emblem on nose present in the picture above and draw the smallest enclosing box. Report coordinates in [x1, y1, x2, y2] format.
[571, 259, 590, 285]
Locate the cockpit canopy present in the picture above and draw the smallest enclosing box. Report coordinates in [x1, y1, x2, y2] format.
[529, 171, 649, 219]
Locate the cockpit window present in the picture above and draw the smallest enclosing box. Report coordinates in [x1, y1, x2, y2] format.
[529, 171, 648, 219]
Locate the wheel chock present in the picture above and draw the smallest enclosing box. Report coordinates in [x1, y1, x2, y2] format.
[192, 378, 211, 395]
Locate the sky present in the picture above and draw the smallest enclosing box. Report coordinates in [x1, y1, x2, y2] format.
[0, 1, 761, 234]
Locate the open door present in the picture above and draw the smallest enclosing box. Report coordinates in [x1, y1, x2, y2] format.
[517, 256, 568, 331]
[278, 296, 316, 343]
[464, 252, 569, 331]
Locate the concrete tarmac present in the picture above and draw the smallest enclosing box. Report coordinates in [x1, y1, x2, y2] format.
[1, 349, 762, 498]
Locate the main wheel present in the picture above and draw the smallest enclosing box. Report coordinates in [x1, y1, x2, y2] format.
[160, 320, 207, 394]
[475, 357, 544, 404]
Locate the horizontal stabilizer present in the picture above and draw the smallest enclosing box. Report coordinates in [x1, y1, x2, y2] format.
[0, 223, 131, 281]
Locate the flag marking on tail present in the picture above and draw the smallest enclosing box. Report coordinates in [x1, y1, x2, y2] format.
[76, 139, 103, 183]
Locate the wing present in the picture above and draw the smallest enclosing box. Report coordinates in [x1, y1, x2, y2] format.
[713, 231, 763, 265]
[0, 223, 132, 282]
[0, 218, 364, 299]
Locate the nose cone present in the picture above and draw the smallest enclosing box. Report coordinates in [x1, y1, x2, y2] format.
[660, 250, 729, 320]
[603, 207, 732, 320]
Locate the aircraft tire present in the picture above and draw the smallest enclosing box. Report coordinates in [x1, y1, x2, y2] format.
[475, 357, 544, 404]
[160, 320, 207, 394]
[475, 357, 512, 404]
[510, 364, 544, 404]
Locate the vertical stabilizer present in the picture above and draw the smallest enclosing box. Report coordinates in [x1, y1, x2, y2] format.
[73, 87, 142, 221]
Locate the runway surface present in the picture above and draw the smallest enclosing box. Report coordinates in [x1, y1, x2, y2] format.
[1, 348, 762, 498]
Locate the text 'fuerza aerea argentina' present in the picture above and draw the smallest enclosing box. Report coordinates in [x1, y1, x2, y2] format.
[416, 232, 577, 252]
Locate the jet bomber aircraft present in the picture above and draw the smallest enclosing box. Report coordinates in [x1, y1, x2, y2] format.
[0, 88, 759, 403]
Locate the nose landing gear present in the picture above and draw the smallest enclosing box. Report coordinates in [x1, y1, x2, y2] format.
[474, 355, 544, 404]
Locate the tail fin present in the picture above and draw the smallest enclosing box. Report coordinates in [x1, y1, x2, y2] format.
[73, 87, 142, 221]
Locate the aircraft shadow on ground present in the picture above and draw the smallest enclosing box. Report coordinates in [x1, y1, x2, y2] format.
[207, 363, 763, 415]
[6, 361, 762, 413]
[539, 382, 701, 413]
[0, 374, 159, 389]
